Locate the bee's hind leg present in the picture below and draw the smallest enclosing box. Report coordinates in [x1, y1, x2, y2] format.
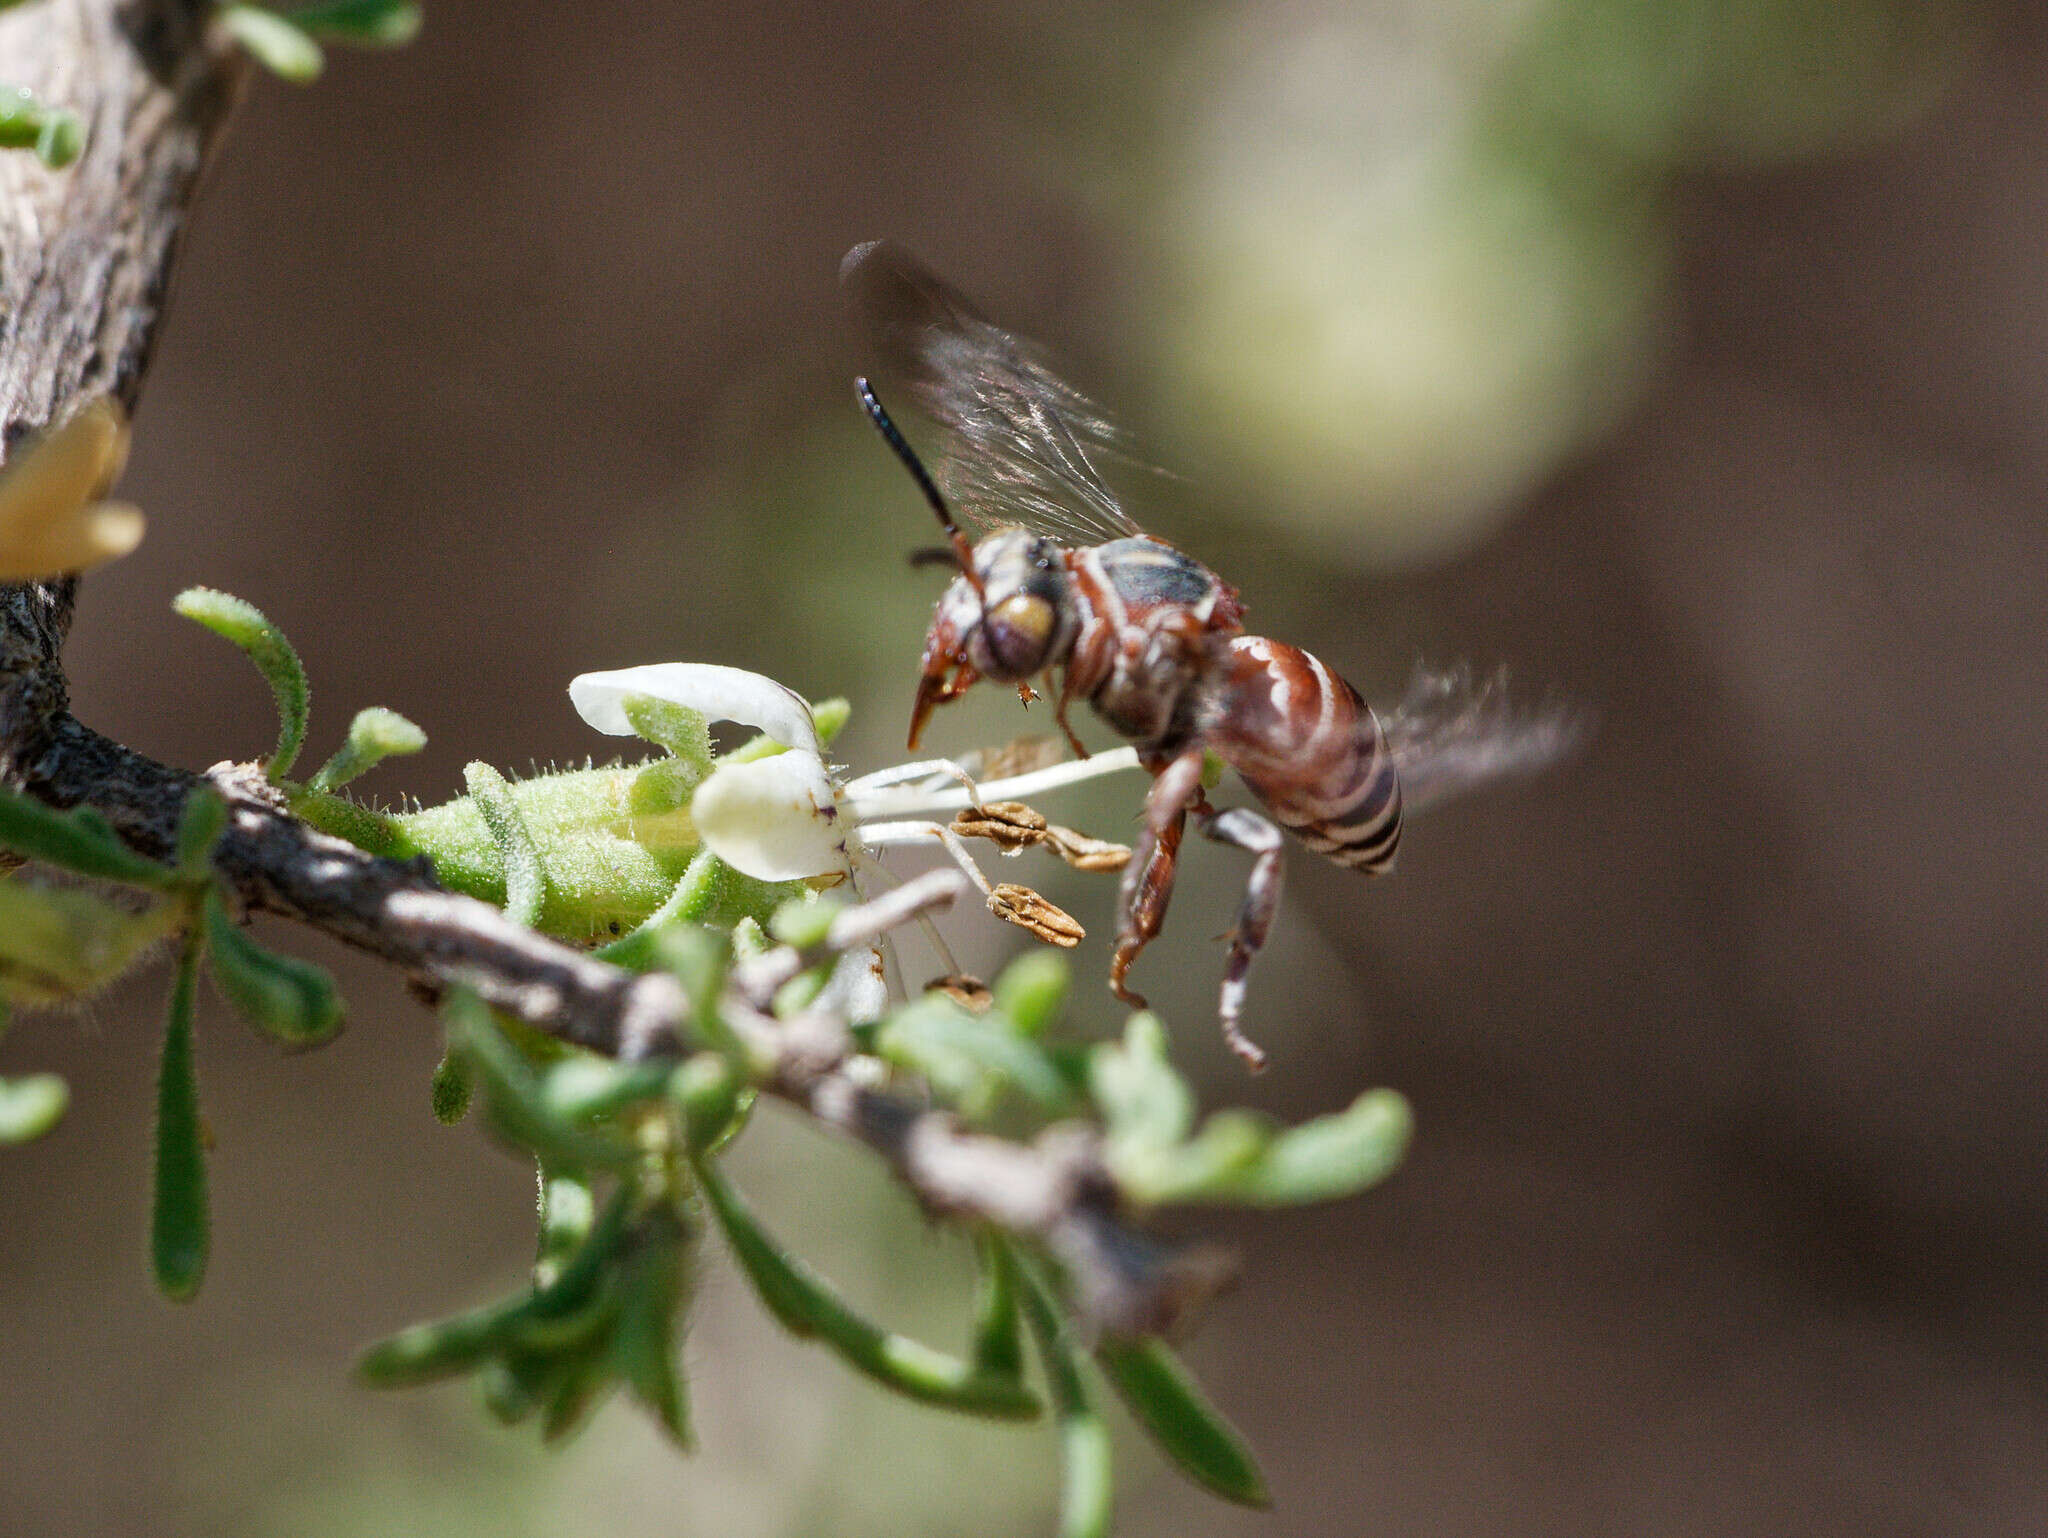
[1110, 749, 1204, 1013]
[1194, 805, 1285, 1072]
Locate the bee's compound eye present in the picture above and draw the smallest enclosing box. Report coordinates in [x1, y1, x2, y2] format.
[983, 592, 1057, 676]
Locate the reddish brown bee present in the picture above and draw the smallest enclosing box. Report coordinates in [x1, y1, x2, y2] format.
[845, 241, 1573, 1068]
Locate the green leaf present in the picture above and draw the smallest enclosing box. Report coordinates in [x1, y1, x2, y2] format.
[0, 1072, 68, 1144]
[810, 696, 851, 747]
[670, 1052, 745, 1156]
[538, 1056, 673, 1122]
[1113, 1108, 1270, 1205]
[1095, 1339, 1270, 1508]
[0, 85, 80, 169]
[608, 1209, 694, 1446]
[356, 1292, 534, 1385]
[1224, 1089, 1412, 1206]
[1089, 1013, 1193, 1153]
[287, 0, 421, 45]
[877, 996, 1071, 1113]
[767, 892, 841, 950]
[202, 888, 344, 1046]
[642, 924, 738, 1059]
[593, 851, 725, 968]
[992, 950, 1068, 1036]
[152, 940, 208, 1301]
[480, 1348, 561, 1425]
[697, 1156, 1040, 1419]
[463, 762, 547, 928]
[619, 695, 714, 767]
[450, 992, 636, 1172]
[0, 782, 177, 888]
[172, 587, 312, 778]
[307, 706, 426, 792]
[173, 785, 228, 879]
[429, 1045, 471, 1124]
[34, 109, 80, 169]
[220, 5, 326, 81]
[969, 1233, 1024, 1379]
[1016, 1249, 1113, 1538]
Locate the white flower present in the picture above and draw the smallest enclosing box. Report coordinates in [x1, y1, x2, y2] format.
[569, 663, 1141, 1017]
[569, 662, 1140, 887]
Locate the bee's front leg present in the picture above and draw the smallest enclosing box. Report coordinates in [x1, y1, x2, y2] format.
[1109, 749, 1205, 1011]
[1193, 806, 1284, 1072]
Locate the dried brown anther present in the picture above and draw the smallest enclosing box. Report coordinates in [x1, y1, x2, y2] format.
[987, 883, 1085, 947]
[952, 799, 1048, 852]
[952, 801, 1132, 873]
[1041, 825, 1131, 872]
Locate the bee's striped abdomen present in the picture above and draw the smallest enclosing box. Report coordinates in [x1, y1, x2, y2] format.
[1204, 636, 1403, 874]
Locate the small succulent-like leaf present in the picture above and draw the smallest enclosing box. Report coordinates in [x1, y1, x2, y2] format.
[619, 695, 714, 768]
[480, 1349, 562, 1425]
[608, 1209, 694, 1446]
[697, 1156, 1040, 1418]
[307, 706, 426, 792]
[173, 785, 228, 878]
[356, 1292, 534, 1385]
[1, 86, 81, 167]
[0, 1072, 68, 1144]
[152, 940, 208, 1301]
[1113, 1108, 1270, 1205]
[970, 1233, 1024, 1379]
[539, 1343, 622, 1443]
[463, 762, 547, 929]
[767, 892, 842, 950]
[0, 782, 176, 888]
[1223, 1089, 1413, 1206]
[429, 1045, 471, 1124]
[1089, 1013, 1193, 1153]
[642, 925, 739, 1059]
[202, 889, 344, 1047]
[670, 1052, 747, 1156]
[450, 992, 636, 1172]
[594, 851, 725, 968]
[539, 1056, 673, 1123]
[33, 108, 81, 169]
[172, 588, 311, 779]
[992, 950, 1069, 1037]
[1016, 1249, 1113, 1538]
[1095, 1338, 1270, 1508]
[220, 5, 326, 81]
[877, 996, 1071, 1113]
[287, 0, 421, 45]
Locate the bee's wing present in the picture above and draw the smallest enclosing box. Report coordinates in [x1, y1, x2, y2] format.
[842, 240, 1144, 545]
[1382, 665, 1586, 816]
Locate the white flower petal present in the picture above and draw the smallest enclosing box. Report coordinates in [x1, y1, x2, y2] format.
[818, 942, 889, 1023]
[570, 663, 820, 755]
[691, 751, 847, 880]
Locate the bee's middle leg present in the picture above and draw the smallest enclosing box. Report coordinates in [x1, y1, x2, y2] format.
[1109, 749, 1205, 1011]
[1193, 805, 1284, 1072]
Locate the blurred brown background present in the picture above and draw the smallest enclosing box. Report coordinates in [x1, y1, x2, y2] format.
[4, 0, 2046, 1533]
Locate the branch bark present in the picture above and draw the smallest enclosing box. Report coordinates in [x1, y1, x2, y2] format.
[0, 1, 1218, 1334]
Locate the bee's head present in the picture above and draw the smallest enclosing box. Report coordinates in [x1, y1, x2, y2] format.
[911, 530, 1076, 749]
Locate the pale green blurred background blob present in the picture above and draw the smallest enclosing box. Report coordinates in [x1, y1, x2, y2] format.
[1118, 0, 1969, 564]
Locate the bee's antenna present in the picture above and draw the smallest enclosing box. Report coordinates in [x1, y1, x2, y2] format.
[857, 377, 985, 598]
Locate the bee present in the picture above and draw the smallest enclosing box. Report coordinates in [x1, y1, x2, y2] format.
[844, 240, 1575, 1069]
